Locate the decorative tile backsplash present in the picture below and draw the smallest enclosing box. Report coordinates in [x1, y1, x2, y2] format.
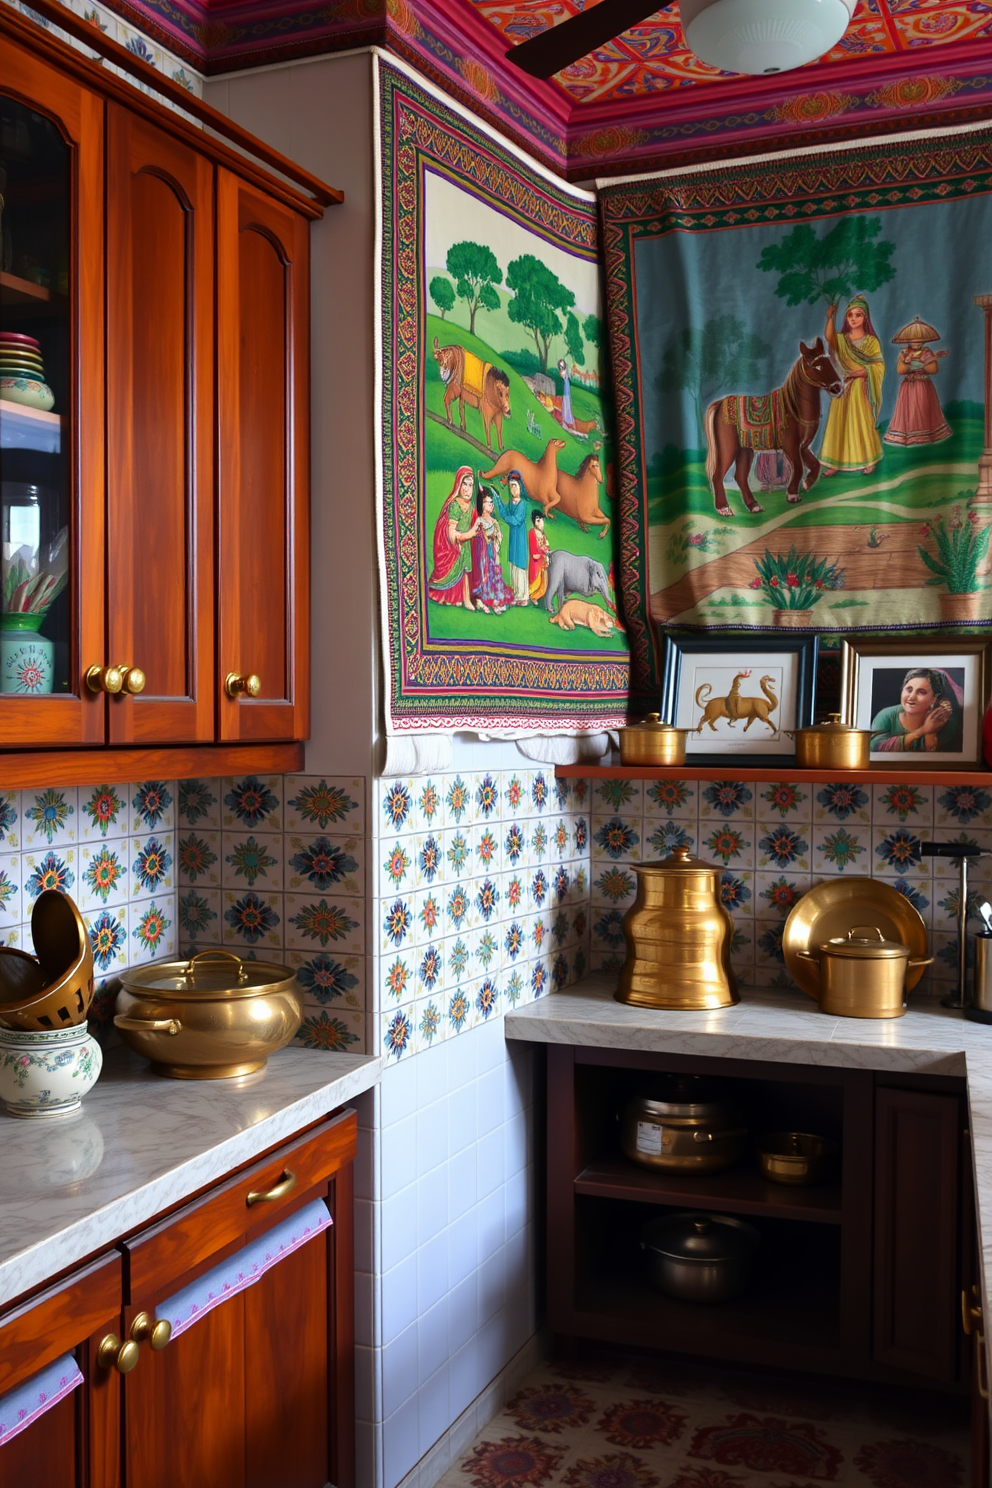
[178, 775, 367, 1053]
[371, 768, 591, 1062]
[590, 775, 992, 995]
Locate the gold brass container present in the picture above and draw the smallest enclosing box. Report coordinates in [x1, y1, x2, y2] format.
[616, 847, 738, 1010]
[621, 1081, 746, 1174]
[115, 950, 303, 1079]
[618, 714, 687, 767]
[0, 892, 95, 1031]
[758, 1132, 838, 1187]
[786, 714, 870, 771]
[797, 925, 932, 1019]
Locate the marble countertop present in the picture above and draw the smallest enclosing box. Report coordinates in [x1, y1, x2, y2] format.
[507, 973, 992, 1387]
[0, 1045, 381, 1309]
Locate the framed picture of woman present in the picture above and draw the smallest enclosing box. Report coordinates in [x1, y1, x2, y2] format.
[840, 638, 992, 768]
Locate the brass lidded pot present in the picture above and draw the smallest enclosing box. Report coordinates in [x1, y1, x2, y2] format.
[115, 950, 303, 1079]
[619, 713, 687, 767]
[787, 713, 870, 771]
[797, 925, 932, 1019]
[621, 1077, 746, 1174]
[616, 846, 737, 1010]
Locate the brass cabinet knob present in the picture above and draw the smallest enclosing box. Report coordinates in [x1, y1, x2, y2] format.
[85, 665, 124, 695]
[225, 672, 262, 699]
[97, 1333, 140, 1374]
[962, 1285, 983, 1336]
[130, 1312, 172, 1351]
[246, 1169, 297, 1207]
[120, 665, 146, 696]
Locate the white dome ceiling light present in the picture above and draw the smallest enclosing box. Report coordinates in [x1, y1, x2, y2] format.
[681, 0, 858, 76]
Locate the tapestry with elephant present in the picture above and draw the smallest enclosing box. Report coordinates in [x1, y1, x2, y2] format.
[600, 127, 992, 705]
[377, 60, 629, 736]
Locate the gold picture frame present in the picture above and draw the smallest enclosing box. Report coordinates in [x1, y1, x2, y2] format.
[840, 637, 992, 769]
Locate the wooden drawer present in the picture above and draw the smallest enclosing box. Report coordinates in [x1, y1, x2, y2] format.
[124, 1108, 357, 1299]
[0, 1252, 121, 1396]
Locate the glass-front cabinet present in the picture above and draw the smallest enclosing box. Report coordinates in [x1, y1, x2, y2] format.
[0, 40, 104, 747]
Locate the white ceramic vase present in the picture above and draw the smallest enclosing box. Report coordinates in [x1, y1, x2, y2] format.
[0, 1023, 102, 1118]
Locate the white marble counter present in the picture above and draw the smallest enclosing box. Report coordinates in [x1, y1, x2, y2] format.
[507, 973, 992, 1388]
[0, 1045, 381, 1308]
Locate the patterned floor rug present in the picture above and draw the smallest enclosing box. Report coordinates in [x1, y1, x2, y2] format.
[435, 1349, 970, 1488]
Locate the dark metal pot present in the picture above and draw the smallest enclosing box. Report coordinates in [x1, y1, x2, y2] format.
[639, 1211, 759, 1302]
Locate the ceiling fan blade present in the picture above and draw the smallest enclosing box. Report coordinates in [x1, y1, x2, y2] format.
[505, 1, 674, 79]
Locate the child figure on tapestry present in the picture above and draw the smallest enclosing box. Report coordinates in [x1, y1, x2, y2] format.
[471, 488, 514, 614]
[528, 512, 551, 601]
[427, 466, 479, 610]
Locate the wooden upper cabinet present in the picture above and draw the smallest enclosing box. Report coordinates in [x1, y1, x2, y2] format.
[216, 170, 310, 742]
[0, 41, 104, 747]
[104, 106, 214, 743]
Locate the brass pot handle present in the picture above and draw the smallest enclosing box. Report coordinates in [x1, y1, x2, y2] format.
[114, 1014, 181, 1036]
[97, 1334, 140, 1374]
[183, 950, 247, 984]
[797, 950, 819, 963]
[130, 1312, 172, 1351]
[907, 956, 935, 969]
[246, 1169, 297, 1207]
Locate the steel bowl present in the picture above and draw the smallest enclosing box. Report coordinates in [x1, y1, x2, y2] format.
[639, 1211, 759, 1303]
[115, 949, 302, 1079]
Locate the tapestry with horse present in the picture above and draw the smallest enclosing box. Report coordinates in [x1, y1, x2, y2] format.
[600, 127, 992, 705]
[377, 61, 629, 736]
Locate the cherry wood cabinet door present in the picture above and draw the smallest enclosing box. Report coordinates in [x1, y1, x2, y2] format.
[104, 105, 214, 743]
[216, 169, 310, 742]
[0, 38, 104, 746]
[873, 1084, 961, 1381]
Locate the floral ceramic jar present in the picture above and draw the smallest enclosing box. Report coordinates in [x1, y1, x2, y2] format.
[0, 1022, 102, 1118]
[0, 614, 54, 693]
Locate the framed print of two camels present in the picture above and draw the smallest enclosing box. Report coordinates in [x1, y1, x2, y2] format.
[662, 635, 817, 766]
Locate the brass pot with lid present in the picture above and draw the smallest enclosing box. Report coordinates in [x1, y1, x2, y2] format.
[115, 949, 303, 1079]
[615, 846, 738, 1010]
[621, 1076, 746, 1174]
[798, 925, 933, 1019]
[786, 713, 870, 770]
[619, 713, 687, 767]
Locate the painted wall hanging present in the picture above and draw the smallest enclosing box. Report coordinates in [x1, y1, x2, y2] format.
[377, 59, 629, 735]
[601, 127, 992, 706]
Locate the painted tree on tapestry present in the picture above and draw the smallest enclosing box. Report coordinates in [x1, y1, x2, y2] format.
[599, 133, 992, 694]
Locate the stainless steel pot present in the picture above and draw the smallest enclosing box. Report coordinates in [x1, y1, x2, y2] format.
[621, 1077, 745, 1174]
[639, 1211, 759, 1302]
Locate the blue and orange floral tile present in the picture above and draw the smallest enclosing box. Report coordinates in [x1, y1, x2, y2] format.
[720, 870, 754, 917]
[178, 886, 221, 943]
[642, 778, 695, 821]
[930, 830, 992, 878]
[474, 771, 502, 824]
[379, 838, 415, 898]
[130, 899, 176, 965]
[129, 834, 175, 901]
[131, 781, 175, 835]
[379, 949, 414, 1005]
[592, 778, 643, 818]
[285, 833, 361, 896]
[221, 775, 280, 833]
[871, 825, 924, 878]
[412, 888, 443, 946]
[414, 996, 447, 1051]
[0, 792, 18, 851]
[218, 831, 281, 892]
[221, 889, 283, 951]
[813, 826, 868, 876]
[285, 775, 363, 835]
[379, 894, 414, 956]
[410, 776, 444, 834]
[288, 950, 363, 1009]
[378, 778, 416, 836]
[594, 814, 641, 861]
[444, 774, 473, 827]
[177, 777, 220, 830]
[472, 822, 503, 878]
[416, 939, 444, 999]
[933, 882, 986, 930]
[381, 1003, 415, 1060]
[890, 875, 932, 923]
[873, 783, 933, 828]
[296, 1006, 363, 1052]
[79, 783, 128, 841]
[503, 819, 528, 871]
[591, 862, 637, 908]
[23, 786, 76, 848]
[22, 846, 75, 903]
[528, 771, 553, 819]
[756, 781, 811, 824]
[701, 822, 754, 869]
[84, 903, 129, 980]
[814, 781, 869, 824]
[78, 842, 127, 912]
[0, 854, 21, 927]
[756, 823, 809, 871]
[177, 829, 220, 887]
[446, 983, 472, 1036]
[935, 783, 992, 829]
[754, 871, 810, 919]
[502, 773, 528, 820]
[642, 820, 694, 861]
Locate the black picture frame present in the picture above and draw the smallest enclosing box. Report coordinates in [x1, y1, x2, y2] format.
[661, 634, 818, 768]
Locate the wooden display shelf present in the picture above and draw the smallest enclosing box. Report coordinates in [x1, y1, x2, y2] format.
[557, 763, 992, 784]
[0, 270, 65, 311]
[0, 741, 304, 789]
[0, 398, 61, 455]
[575, 1153, 843, 1225]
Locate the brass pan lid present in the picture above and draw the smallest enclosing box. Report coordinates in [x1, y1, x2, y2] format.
[641, 1211, 759, 1263]
[120, 949, 297, 1000]
[797, 713, 868, 738]
[639, 844, 722, 875]
[817, 926, 910, 961]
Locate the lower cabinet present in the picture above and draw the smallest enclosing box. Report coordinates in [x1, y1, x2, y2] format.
[0, 1108, 356, 1488]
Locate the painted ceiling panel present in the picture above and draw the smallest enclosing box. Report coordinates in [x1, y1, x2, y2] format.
[471, 0, 992, 101]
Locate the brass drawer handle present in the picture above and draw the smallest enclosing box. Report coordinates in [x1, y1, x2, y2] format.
[97, 1333, 140, 1374]
[962, 1284, 982, 1336]
[246, 1169, 296, 1207]
[225, 672, 261, 699]
[130, 1312, 172, 1351]
[119, 664, 146, 696]
[114, 1014, 181, 1036]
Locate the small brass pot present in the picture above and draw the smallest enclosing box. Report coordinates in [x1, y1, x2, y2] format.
[798, 925, 932, 1019]
[115, 950, 302, 1079]
[621, 1082, 746, 1174]
[758, 1132, 838, 1187]
[786, 714, 870, 771]
[619, 714, 687, 767]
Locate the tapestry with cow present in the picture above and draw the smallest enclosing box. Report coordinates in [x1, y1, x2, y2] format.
[600, 127, 992, 706]
[377, 61, 629, 736]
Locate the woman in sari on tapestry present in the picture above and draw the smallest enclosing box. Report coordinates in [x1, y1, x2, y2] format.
[428, 466, 479, 610]
[821, 295, 885, 476]
[871, 667, 963, 754]
[471, 488, 514, 614]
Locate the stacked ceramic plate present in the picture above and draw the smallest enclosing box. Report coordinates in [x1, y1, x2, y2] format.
[0, 331, 55, 412]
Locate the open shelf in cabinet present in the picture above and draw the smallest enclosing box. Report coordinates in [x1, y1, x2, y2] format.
[0, 270, 64, 312]
[0, 398, 61, 452]
[576, 1152, 843, 1225]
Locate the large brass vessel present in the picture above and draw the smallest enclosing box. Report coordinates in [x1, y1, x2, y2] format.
[616, 846, 738, 1010]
